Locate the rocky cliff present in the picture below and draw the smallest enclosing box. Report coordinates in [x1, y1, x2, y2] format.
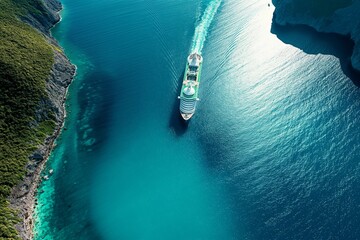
[8, 0, 75, 239]
[272, 0, 360, 71]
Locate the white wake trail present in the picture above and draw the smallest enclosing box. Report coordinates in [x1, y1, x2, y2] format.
[191, 0, 222, 54]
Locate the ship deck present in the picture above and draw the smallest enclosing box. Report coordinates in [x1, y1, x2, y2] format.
[179, 64, 202, 100]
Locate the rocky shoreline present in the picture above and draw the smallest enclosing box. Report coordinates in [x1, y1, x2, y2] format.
[8, 0, 75, 239]
[272, 0, 360, 72]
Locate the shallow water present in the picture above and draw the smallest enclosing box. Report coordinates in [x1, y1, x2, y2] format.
[35, 0, 360, 239]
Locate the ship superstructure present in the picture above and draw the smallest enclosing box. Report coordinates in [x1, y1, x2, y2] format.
[178, 52, 203, 120]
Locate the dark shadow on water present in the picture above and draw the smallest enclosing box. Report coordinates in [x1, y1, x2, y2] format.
[77, 70, 116, 151]
[48, 70, 116, 240]
[271, 21, 360, 86]
[169, 70, 189, 136]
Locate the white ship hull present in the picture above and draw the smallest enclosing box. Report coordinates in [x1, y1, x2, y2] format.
[178, 52, 202, 121]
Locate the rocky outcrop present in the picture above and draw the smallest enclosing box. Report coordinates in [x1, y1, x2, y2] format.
[9, 0, 75, 239]
[272, 0, 360, 71]
[21, 0, 62, 34]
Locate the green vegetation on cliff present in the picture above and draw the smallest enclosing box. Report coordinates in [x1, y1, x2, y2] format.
[0, 0, 54, 238]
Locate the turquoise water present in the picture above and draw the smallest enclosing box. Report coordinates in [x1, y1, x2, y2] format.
[34, 0, 360, 239]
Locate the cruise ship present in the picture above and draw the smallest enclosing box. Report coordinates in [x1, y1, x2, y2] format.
[178, 52, 203, 120]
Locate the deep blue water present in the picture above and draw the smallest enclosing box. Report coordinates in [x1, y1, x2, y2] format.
[34, 0, 360, 239]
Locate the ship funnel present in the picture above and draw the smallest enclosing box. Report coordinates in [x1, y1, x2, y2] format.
[184, 86, 195, 96]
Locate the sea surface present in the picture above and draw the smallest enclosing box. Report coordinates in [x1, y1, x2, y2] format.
[34, 0, 360, 239]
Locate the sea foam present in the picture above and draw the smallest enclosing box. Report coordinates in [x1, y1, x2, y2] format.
[191, 0, 222, 54]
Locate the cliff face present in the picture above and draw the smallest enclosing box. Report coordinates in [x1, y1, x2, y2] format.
[21, 0, 61, 33]
[8, 0, 75, 239]
[272, 0, 360, 71]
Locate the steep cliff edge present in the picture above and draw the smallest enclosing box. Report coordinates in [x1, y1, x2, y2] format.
[272, 0, 360, 71]
[0, 0, 75, 239]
